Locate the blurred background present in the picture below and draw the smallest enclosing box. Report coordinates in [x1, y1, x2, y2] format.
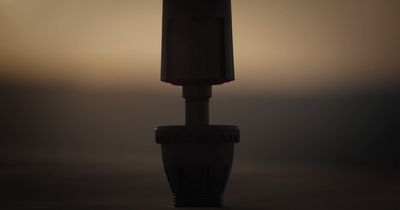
[0, 0, 399, 209]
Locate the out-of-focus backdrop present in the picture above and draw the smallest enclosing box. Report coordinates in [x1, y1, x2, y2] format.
[1, 0, 399, 209]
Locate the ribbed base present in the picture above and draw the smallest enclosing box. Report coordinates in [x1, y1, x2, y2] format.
[173, 193, 223, 207]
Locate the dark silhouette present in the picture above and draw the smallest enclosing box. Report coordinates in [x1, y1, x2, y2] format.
[155, 0, 239, 207]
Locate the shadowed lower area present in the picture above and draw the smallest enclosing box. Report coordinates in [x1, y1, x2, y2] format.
[0, 81, 399, 209]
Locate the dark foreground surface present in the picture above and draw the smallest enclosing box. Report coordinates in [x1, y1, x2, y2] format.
[1, 160, 399, 209]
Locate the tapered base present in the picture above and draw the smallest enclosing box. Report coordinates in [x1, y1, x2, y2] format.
[174, 193, 222, 207]
[156, 125, 239, 208]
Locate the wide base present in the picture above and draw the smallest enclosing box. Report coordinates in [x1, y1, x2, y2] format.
[156, 125, 240, 208]
[174, 193, 223, 207]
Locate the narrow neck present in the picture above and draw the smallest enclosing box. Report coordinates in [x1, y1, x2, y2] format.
[183, 85, 212, 126]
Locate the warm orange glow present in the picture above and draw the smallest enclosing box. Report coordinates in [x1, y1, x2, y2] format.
[0, 0, 399, 93]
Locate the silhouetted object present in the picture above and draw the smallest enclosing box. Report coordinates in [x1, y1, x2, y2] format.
[155, 0, 239, 207]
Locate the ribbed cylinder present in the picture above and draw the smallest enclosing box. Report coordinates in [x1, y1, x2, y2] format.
[161, 0, 235, 85]
[174, 193, 223, 207]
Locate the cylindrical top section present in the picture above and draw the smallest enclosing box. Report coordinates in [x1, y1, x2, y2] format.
[161, 0, 235, 85]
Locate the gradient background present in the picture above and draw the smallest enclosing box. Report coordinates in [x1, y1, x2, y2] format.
[1, 0, 399, 209]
